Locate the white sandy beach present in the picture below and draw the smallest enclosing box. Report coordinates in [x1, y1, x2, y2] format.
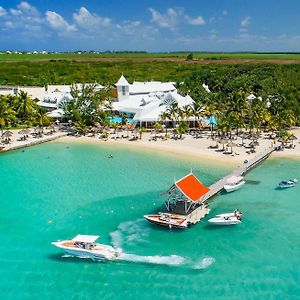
[57, 128, 300, 166]
[2, 127, 300, 166]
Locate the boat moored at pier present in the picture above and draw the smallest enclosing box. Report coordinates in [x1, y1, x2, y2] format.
[223, 176, 245, 193]
[144, 213, 191, 229]
[144, 172, 210, 228]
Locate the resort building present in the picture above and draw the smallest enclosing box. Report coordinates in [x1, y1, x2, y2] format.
[0, 84, 103, 119]
[113, 75, 194, 123]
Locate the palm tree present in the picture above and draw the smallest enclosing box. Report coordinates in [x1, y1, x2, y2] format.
[166, 103, 179, 129]
[15, 91, 36, 121]
[190, 101, 204, 129]
[0, 97, 16, 134]
[160, 111, 170, 136]
[181, 105, 192, 129]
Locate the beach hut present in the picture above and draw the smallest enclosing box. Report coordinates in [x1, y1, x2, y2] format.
[162, 173, 210, 214]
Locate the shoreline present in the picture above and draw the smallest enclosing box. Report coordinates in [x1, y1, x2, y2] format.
[2, 128, 300, 166]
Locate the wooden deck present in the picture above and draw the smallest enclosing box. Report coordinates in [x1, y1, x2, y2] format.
[187, 147, 274, 224]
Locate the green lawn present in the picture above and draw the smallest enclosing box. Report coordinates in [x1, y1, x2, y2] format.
[0, 52, 300, 61]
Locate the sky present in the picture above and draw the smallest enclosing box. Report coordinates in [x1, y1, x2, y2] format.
[0, 0, 299, 52]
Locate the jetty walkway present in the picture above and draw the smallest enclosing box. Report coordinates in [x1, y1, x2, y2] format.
[188, 147, 274, 224]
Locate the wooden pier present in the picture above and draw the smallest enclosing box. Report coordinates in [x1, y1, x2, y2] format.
[188, 147, 274, 224]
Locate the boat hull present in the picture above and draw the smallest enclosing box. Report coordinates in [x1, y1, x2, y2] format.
[224, 181, 245, 193]
[52, 241, 120, 261]
[208, 217, 241, 225]
[144, 214, 190, 229]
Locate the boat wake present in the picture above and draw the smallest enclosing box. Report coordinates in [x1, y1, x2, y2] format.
[116, 253, 215, 269]
[192, 257, 215, 269]
[109, 219, 215, 269]
[117, 253, 185, 266]
[110, 219, 150, 249]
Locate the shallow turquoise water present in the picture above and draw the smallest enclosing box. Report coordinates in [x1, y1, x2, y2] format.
[0, 141, 299, 299]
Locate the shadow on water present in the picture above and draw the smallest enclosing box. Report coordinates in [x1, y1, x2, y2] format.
[245, 179, 261, 185]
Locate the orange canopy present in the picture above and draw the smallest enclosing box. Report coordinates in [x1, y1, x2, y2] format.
[175, 173, 210, 202]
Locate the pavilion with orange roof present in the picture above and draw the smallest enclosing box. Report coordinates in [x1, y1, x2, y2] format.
[163, 173, 210, 214]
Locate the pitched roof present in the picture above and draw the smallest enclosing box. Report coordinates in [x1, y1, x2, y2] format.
[116, 75, 129, 86]
[175, 173, 210, 202]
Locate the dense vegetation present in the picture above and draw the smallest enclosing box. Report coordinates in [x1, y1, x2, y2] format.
[0, 60, 299, 135]
[0, 91, 52, 130]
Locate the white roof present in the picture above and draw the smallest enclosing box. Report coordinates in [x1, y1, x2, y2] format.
[112, 94, 159, 113]
[72, 234, 99, 243]
[47, 108, 64, 118]
[37, 101, 57, 108]
[130, 81, 176, 94]
[226, 176, 244, 184]
[134, 104, 166, 122]
[116, 75, 129, 86]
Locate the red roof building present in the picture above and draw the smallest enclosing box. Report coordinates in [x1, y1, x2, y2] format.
[163, 173, 210, 214]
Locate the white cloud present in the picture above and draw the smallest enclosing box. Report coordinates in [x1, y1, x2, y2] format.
[149, 7, 205, 29]
[149, 7, 182, 30]
[222, 10, 228, 16]
[18, 1, 39, 16]
[73, 7, 111, 31]
[241, 16, 251, 27]
[0, 6, 7, 17]
[186, 16, 205, 25]
[46, 11, 76, 32]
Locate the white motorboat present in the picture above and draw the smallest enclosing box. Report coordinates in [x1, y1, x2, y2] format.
[51, 234, 121, 261]
[208, 216, 242, 225]
[278, 179, 297, 189]
[223, 176, 245, 193]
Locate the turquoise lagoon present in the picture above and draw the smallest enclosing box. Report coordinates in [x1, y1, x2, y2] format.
[0, 141, 299, 299]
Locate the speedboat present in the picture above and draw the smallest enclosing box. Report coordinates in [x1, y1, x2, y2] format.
[144, 212, 191, 229]
[51, 234, 121, 261]
[208, 216, 242, 225]
[278, 179, 297, 189]
[223, 176, 245, 193]
[216, 210, 243, 219]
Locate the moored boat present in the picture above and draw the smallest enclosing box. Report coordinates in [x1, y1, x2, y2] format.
[216, 209, 243, 219]
[278, 179, 297, 189]
[144, 213, 190, 229]
[223, 176, 245, 193]
[208, 216, 242, 225]
[51, 234, 121, 261]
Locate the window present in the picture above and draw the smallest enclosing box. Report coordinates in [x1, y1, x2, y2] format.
[122, 86, 126, 95]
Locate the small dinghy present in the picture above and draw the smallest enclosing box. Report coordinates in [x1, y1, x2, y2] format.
[278, 179, 297, 189]
[208, 210, 242, 226]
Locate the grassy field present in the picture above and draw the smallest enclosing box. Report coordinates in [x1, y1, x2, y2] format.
[0, 52, 300, 61]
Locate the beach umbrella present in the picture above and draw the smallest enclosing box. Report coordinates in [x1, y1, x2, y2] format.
[2, 130, 13, 138]
[218, 139, 227, 150]
[239, 133, 248, 145]
[251, 140, 259, 146]
[227, 141, 236, 153]
[18, 128, 29, 140]
[2, 130, 13, 143]
[288, 135, 297, 146]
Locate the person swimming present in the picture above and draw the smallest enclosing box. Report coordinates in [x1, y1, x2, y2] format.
[108, 154, 113, 158]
